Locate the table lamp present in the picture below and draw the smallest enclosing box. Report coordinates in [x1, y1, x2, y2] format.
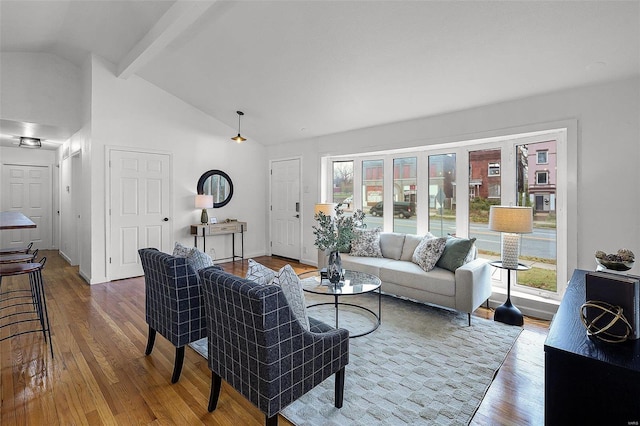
[314, 203, 337, 218]
[488, 206, 533, 268]
[195, 194, 214, 225]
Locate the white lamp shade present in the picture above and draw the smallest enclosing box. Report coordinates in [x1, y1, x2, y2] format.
[488, 206, 533, 234]
[195, 194, 214, 209]
[314, 203, 336, 217]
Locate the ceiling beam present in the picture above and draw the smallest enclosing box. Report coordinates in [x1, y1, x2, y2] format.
[117, 0, 215, 79]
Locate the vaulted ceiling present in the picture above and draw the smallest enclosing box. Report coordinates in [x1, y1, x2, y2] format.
[1, 0, 638, 149]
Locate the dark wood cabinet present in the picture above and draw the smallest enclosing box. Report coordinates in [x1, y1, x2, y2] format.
[544, 269, 640, 425]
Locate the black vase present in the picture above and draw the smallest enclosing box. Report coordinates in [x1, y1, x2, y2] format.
[327, 251, 343, 285]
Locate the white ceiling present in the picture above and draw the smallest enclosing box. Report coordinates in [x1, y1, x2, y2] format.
[1, 0, 639, 149]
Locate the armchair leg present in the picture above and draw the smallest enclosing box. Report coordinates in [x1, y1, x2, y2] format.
[208, 371, 222, 412]
[335, 367, 345, 408]
[266, 414, 278, 426]
[145, 326, 156, 355]
[468, 313, 471, 327]
[171, 346, 185, 384]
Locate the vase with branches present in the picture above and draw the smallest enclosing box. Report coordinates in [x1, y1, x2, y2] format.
[313, 203, 365, 283]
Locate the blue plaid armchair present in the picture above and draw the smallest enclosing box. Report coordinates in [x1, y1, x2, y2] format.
[199, 267, 349, 426]
[138, 248, 220, 383]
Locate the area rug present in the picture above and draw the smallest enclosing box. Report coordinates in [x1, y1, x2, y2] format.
[190, 292, 522, 426]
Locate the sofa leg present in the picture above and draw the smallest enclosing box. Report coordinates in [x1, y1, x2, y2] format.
[335, 367, 345, 408]
[468, 313, 471, 327]
[208, 371, 222, 412]
[145, 326, 156, 355]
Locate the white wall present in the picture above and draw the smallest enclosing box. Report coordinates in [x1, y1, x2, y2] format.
[268, 76, 640, 280]
[87, 55, 268, 283]
[0, 52, 81, 132]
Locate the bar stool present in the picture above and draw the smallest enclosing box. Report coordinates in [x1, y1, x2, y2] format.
[0, 257, 53, 357]
[0, 249, 38, 264]
[0, 241, 33, 255]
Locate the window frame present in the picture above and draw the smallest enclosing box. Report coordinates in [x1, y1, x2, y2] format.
[320, 127, 570, 303]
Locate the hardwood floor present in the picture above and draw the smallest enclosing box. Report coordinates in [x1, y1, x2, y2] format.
[1, 251, 548, 425]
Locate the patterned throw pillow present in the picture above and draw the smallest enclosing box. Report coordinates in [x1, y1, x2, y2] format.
[186, 248, 214, 271]
[272, 264, 310, 330]
[245, 259, 276, 285]
[350, 228, 383, 258]
[173, 241, 192, 257]
[412, 236, 447, 272]
[173, 242, 214, 271]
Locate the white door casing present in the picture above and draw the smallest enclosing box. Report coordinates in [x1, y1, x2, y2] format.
[270, 158, 301, 260]
[0, 164, 52, 251]
[108, 149, 171, 280]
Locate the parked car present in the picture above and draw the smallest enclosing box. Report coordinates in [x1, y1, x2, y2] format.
[369, 201, 415, 218]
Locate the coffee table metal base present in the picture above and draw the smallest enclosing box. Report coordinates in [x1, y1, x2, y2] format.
[307, 290, 381, 338]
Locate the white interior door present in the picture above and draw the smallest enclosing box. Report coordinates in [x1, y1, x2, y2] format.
[271, 158, 301, 260]
[1, 164, 52, 251]
[109, 149, 171, 280]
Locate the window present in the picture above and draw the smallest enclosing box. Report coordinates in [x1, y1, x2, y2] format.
[428, 154, 456, 237]
[321, 128, 568, 304]
[537, 150, 548, 164]
[488, 183, 501, 198]
[536, 171, 549, 184]
[362, 160, 383, 228]
[517, 141, 557, 293]
[332, 161, 353, 210]
[393, 157, 417, 234]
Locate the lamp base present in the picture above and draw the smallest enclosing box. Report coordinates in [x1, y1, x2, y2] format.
[200, 208, 209, 225]
[494, 300, 524, 326]
[500, 233, 521, 269]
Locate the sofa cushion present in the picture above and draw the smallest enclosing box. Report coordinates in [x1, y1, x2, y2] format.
[400, 233, 434, 261]
[350, 228, 383, 257]
[378, 261, 456, 297]
[412, 236, 447, 272]
[379, 232, 406, 260]
[436, 237, 477, 272]
[341, 253, 394, 277]
[245, 259, 276, 285]
[272, 264, 310, 330]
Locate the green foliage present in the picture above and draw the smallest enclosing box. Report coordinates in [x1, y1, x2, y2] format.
[468, 197, 500, 223]
[313, 203, 365, 252]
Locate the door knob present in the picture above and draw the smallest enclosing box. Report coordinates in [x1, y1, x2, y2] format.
[163, 218, 169, 222]
[294, 214, 300, 218]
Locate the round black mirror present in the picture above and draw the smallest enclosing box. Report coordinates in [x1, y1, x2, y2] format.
[197, 170, 234, 208]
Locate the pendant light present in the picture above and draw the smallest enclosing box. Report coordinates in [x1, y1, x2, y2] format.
[231, 111, 247, 143]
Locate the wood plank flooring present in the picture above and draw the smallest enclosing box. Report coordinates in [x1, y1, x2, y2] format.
[1, 251, 548, 425]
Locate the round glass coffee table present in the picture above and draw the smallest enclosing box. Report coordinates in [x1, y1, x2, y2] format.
[298, 269, 381, 338]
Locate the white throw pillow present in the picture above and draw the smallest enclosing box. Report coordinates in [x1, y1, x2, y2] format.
[173, 241, 192, 257]
[173, 242, 214, 271]
[272, 264, 310, 330]
[412, 236, 447, 272]
[245, 259, 276, 285]
[350, 228, 383, 257]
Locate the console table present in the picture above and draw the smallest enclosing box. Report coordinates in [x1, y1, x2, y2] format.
[544, 269, 640, 424]
[190, 222, 246, 262]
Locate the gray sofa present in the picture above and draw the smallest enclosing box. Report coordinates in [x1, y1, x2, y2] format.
[321, 232, 492, 325]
